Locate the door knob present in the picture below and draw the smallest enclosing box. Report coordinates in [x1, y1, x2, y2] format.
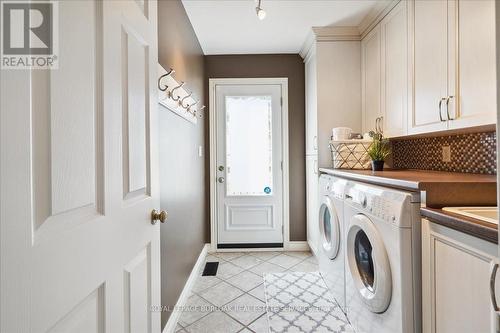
[218, 177, 225, 183]
[151, 209, 168, 225]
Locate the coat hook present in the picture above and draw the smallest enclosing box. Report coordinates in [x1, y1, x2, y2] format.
[187, 100, 199, 113]
[158, 68, 175, 91]
[170, 81, 185, 101]
[180, 92, 193, 108]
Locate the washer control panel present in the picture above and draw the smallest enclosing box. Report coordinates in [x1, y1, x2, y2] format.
[345, 182, 415, 227]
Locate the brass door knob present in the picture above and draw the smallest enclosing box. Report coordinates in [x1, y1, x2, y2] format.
[151, 209, 168, 225]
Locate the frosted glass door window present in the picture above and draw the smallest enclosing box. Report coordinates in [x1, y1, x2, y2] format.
[225, 96, 273, 196]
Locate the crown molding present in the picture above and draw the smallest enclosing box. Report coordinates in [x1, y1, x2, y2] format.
[358, 0, 400, 38]
[299, 0, 398, 60]
[299, 30, 315, 61]
[299, 26, 360, 61]
[313, 26, 361, 41]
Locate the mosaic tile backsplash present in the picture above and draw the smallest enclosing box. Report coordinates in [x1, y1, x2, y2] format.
[391, 131, 497, 174]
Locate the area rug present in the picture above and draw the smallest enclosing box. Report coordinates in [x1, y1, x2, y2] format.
[263, 272, 353, 333]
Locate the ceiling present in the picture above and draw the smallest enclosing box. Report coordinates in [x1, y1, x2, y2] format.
[181, 0, 380, 55]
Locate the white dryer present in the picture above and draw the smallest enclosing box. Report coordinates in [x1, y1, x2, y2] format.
[318, 174, 348, 313]
[344, 180, 421, 333]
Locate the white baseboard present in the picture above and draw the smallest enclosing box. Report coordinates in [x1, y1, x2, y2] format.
[162, 244, 209, 333]
[285, 241, 310, 252]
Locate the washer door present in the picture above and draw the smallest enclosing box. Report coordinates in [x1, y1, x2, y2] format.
[346, 214, 392, 313]
[318, 196, 340, 259]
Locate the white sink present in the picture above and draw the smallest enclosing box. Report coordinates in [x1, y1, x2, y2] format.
[443, 207, 498, 225]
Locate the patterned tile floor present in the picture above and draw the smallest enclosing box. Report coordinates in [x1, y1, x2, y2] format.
[175, 251, 318, 333]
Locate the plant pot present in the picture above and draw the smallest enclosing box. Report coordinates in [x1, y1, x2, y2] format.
[371, 160, 384, 171]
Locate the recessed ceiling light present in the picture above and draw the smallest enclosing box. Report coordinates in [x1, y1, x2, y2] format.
[255, 0, 266, 20]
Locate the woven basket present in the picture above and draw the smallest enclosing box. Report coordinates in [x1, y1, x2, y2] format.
[330, 139, 373, 170]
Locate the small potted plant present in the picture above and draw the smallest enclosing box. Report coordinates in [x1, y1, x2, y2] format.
[367, 131, 390, 171]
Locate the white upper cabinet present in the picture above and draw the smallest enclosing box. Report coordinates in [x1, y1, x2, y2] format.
[380, 0, 408, 137]
[362, 26, 382, 134]
[449, 0, 497, 129]
[408, 0, 496, 134]
[408, 0, 449, 134]
[362, 0, 408, 138]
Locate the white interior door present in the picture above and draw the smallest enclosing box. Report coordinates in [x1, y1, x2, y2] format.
[0, 1, 160, 332]
[215, 82, 284, 246]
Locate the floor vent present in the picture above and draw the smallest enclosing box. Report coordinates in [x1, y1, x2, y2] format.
[202, 262, 219, 276]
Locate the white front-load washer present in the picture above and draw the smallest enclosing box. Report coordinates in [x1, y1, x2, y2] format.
[344, 180, 421, 333]
[318, 174, 348, 313]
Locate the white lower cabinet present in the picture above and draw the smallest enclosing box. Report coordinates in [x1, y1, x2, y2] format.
[306, 156, 319, 255]
[422, 218, 499, 333]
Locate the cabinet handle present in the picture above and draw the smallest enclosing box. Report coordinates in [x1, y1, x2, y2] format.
[490, 261, 500, 313]
[375, 117, 380, 132]
[313, 136, 318, 150]
[446, 96, 455, 120]
[438, 98, 446, 122]
[313, 160, 318, 174]
[378, 116, 383, 133]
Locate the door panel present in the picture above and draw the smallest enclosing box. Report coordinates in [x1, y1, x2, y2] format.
[215, 83, 284, 245]
[409, 0, 448, 134]
[362, 26, 381, 133]
[0, 1, 160, 332]
[450, 0, 497, 129]
[381, 0, 407, 138]
[305, 53, 318, 155]
[306, 155, 319, 254]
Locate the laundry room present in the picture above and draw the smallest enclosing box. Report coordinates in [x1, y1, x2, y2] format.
[1, 1, 499, 333]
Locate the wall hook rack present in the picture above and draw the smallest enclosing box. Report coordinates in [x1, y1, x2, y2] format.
[157, 64, 199, 124]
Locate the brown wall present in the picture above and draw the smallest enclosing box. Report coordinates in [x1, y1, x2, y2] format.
[205, 55, 307, 241]
[158, 0, 206, 328]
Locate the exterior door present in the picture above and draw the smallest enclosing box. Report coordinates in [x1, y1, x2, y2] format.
[214, 82, 284, 246]
[0, 1, 161, 332]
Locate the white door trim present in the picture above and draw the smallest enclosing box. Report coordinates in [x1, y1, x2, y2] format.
[209, 78, 290, 252]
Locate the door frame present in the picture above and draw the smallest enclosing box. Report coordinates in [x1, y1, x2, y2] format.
[208, 77, 290, 252]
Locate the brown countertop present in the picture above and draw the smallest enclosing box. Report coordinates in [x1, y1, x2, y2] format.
[320, 168, 497, 207]
[421, 207, 498, 244]
[320, 168, 498, 242]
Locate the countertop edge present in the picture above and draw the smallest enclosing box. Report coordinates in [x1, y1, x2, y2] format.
[319, 168, 420, 191]
[420, 207, 498, 244]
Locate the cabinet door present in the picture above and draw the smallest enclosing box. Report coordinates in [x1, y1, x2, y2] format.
[381, 0, 408, 138]
[305, 52, 318, 156]
[408, 0, 449, 134]
[448, 0, 496, 129]
[362, 26, 382, 134]
[422, 219, 499, 333]
[305, 156, 319, 255]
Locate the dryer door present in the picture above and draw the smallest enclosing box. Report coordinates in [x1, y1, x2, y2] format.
[318, 196, 340, 259]
[346, 214, 392, 313]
